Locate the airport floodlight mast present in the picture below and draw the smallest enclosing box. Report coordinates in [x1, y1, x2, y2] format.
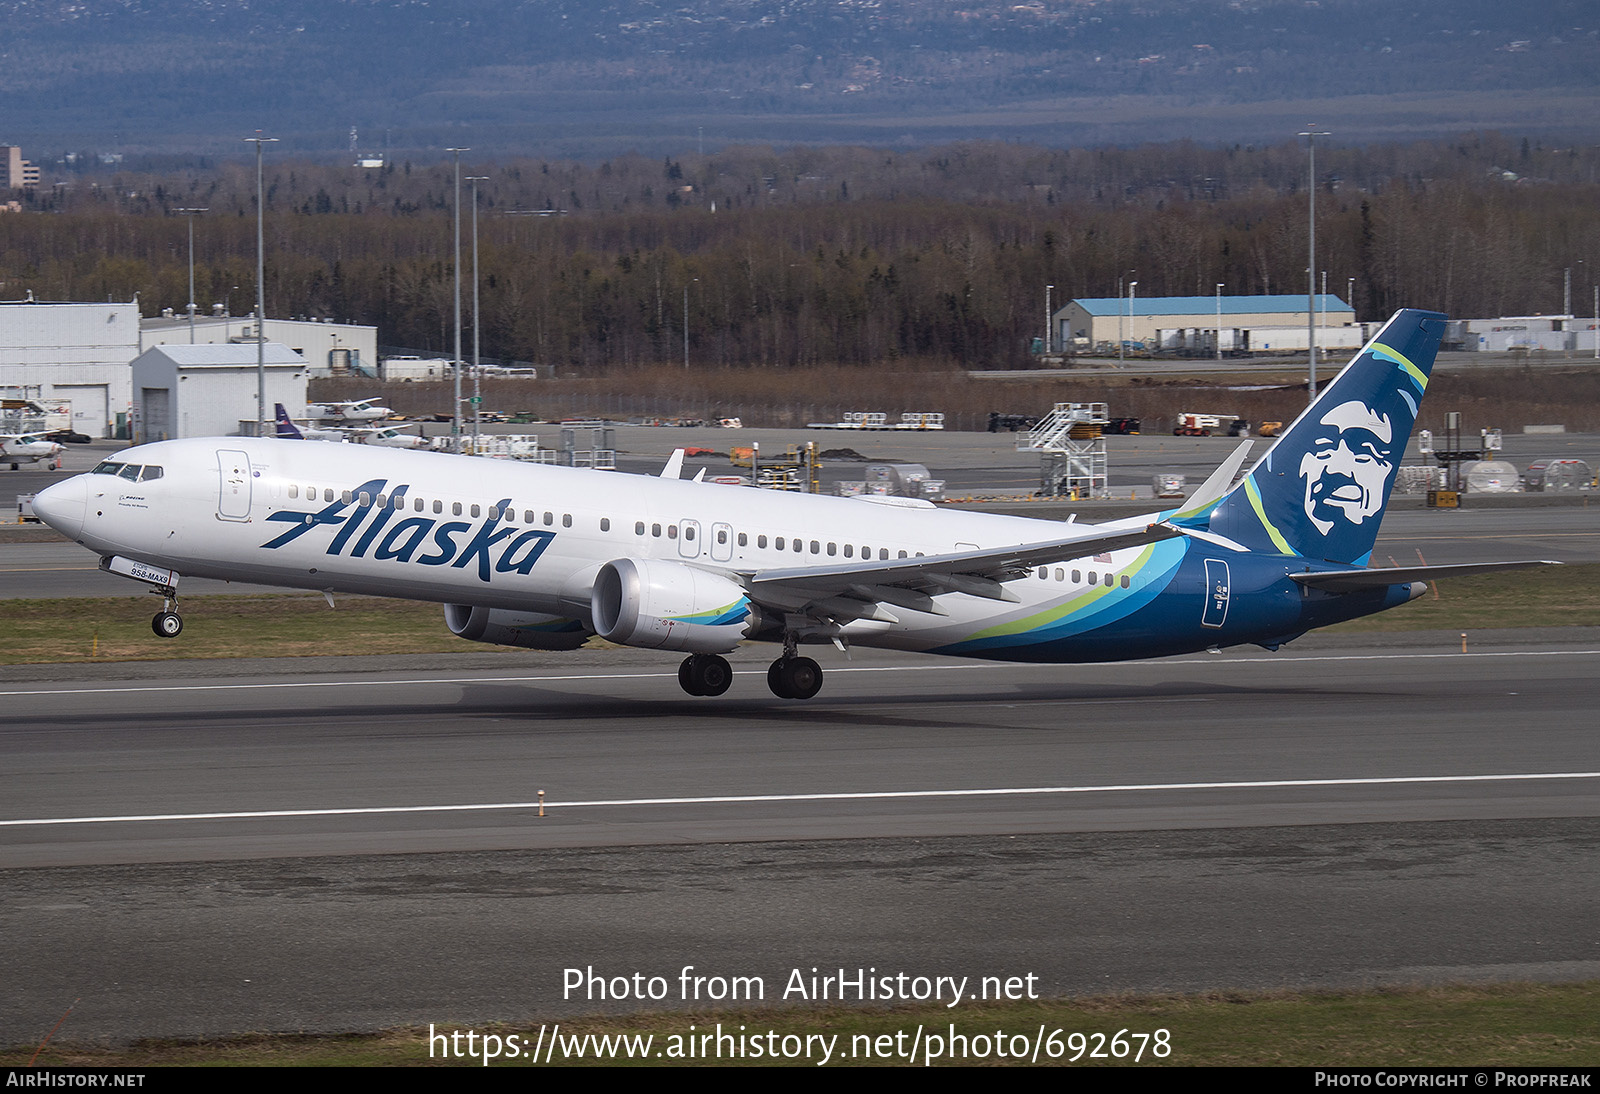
[1117, 277, 1124, 366]
[447, 147, 469, 451]
[242, 134, 277, 438]
[1128, 281, 1138, 358]
[467, 175, 487, 453]
[683, 278, 698, 369]
[1299, 125, 1329, 401]
[1045, 283, 1054, 354]
[175, 208, 208, 344]
[1117, 272, 1135, 367]
[1216, 283, 1224, 361]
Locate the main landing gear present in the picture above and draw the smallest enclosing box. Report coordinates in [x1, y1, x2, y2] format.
[766, 656, 822, 700]
[151, 589, 183, 638]
[765, 630, 822, 699]
[678, 653, 733, 696]
[675, 646, 826, 700]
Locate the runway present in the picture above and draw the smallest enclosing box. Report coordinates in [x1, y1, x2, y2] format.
[2, 637, 1598, 1043]
[2, 434, 1598, 1048]
[4, 640, 1599, 866]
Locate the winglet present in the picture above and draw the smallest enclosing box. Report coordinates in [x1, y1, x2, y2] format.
[659, 449, 685, 479]
[1169, 440, 1252, 523]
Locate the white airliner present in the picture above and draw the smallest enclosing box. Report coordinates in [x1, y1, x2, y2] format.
[0, 432, 64, 470]
[31, 310, 1551, 698]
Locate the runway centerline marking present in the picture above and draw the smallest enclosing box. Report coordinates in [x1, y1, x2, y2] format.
[3, 772, 1597, 828]
[0, 647, 1597, 699]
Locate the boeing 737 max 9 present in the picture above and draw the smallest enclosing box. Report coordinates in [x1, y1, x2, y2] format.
[31, 309, 1554, 699]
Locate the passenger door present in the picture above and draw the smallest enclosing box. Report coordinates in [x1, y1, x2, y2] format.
[216, 449, 252, 521]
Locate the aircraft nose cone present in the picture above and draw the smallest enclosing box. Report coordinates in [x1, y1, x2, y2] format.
[32, 475, 86, 539]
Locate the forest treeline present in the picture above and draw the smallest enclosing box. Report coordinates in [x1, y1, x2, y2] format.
[2, 135, 1598, 371]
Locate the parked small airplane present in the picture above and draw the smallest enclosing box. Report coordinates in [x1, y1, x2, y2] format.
[276, 405, 427, 448]
[306, 398, 393, 423]
[32, 310, 1552, 697]
[0, 432, 63, 470]
[349, 425, 430, 450]
[274, 404, 348, 442]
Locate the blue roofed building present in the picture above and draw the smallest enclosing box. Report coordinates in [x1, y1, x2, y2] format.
[1052, 294, 1357, 355]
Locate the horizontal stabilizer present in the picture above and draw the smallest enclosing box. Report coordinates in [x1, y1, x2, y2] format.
[1291, 560, 1561, 592]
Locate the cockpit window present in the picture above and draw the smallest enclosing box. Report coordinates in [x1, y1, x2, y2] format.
[90, 460, 163, 482]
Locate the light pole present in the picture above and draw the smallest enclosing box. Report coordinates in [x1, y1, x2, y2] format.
[1347, 277, 1355, 321]
[467, 175, 487, 453]
[683, 277, 698, 369]
[175, 208, 207, 344]
[1215, 282, 1224, 360]
[1117, 276, 1124, 366]
[1299, 125, 1329, 401]
[1118, 273, 1135, 366]
[243, 134, 277, 438]
[1128, 280, 1138, 357]
[446, 148, 469, 451]
[1045, 283, 1054, 354]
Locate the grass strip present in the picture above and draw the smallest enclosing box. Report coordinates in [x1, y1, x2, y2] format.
[5, 982, 1597, 1067]
[1323, 562, 1600, 632]
[1, 565, 1596, 666]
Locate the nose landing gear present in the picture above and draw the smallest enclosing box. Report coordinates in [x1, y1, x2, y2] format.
[151, 589, 182, 638]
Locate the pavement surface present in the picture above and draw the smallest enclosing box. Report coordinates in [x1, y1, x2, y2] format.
[2, 634, 1598, 1044]
[1, 429, 1596, 1050]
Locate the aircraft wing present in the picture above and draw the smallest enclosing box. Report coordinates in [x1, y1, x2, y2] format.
[740, 519, 1182, 620]
[1291, 559, 1561, 591]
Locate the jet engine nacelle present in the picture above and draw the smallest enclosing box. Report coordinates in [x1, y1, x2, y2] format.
[591, 557, 755, 653]
[443, 604, 593, 651]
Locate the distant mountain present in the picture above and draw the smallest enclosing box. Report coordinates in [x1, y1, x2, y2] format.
[4, 0, 1597, 160]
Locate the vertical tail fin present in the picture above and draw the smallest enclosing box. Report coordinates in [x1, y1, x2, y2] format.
[274, 404, 305, 440]
[1209, 308, 1447, 565]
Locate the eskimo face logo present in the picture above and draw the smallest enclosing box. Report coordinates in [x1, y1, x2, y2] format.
[1299, 400, 1395, 536]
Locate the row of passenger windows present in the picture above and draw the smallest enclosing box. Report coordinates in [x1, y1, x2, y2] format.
[287, 483, 597, 529]
[282, 482, 1127, 586]
[1042, 566, 1131, 589]
[630, 520, 918, 560]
